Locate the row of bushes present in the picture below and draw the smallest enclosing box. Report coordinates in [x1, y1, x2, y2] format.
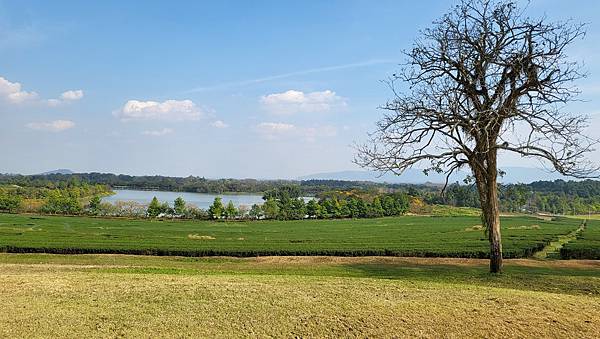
[559, 246, 600, 260]
[560, 221, 600, 259]
[0, 245, 543, 259]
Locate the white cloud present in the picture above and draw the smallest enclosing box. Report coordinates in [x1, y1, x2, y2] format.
[0, 76, 38, 103]
[60, 90, 84, 101]
[260, 90, 346, 114]
[26, 120, 75, 132]
[211, 120, 229, 128]
[256, 122, 337, 141]
[142, 128, 174, 136]
[115, 99, 203, 121]
[0, 76, 84, 106]
[47, 89, 84, 106]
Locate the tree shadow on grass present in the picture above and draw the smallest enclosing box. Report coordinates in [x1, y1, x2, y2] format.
[342, 262, 600, 296]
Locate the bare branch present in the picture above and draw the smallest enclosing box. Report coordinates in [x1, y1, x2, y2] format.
[355, 0, 598, 182]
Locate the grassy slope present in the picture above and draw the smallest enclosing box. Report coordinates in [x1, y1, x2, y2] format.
[0, 213, 581, 258]
[0, 254, 598, 338]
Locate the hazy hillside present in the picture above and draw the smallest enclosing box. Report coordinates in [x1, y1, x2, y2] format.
[299, 167, 571, 184]
[39, 169, 74, 175]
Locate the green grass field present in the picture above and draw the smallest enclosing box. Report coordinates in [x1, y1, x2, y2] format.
[1, 214, 598, 337]
[0, 213, 583, 258]
[561, 220, 600, 259]
[0, 254, 598, 338]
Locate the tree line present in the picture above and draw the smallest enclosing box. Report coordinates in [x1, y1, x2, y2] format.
[3, 174, 600, 217]
[84, 185, 410, 220]
[425, 180, 600, 215]
[0, 183, 111, 214]
[0, 173, 427, 195]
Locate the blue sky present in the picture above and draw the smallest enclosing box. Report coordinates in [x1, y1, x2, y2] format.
[1, 0, 599, 178]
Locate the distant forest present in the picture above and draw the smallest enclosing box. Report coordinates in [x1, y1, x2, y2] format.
[2, 172, 600, 215]
[0, 172, 423, 195]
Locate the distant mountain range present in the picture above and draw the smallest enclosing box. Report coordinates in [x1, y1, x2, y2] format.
[39, 169, 74, 175]
[298, 167, 573, 184]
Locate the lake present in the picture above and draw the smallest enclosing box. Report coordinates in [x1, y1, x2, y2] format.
[103, 190, 265, 209]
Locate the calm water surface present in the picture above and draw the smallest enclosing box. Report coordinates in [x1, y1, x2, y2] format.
[104, 189, 265, 209]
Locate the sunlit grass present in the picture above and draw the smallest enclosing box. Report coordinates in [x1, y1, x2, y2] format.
[0, 254, 598, 338]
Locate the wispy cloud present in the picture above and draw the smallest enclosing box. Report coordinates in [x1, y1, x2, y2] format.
[142, 128, 174, 136]
[184, 59, 397, 93]
[261, 89, 346, 115]
[256, 122, 337, 142]
[115, 99, 203, 121]
[256, 122, 296, 139]
[211, 120, 229, 128]
[26, 120, 75, 132]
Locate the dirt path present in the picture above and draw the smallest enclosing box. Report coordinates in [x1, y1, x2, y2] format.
[1, 252, 599, 270]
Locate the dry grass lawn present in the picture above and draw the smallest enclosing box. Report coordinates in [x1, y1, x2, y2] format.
[0, 254, 599, 338]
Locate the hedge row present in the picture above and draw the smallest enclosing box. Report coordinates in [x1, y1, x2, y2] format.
[559, 220, 600, 259]
[559, 246, 600, 260]
[0, 244, 546, 259]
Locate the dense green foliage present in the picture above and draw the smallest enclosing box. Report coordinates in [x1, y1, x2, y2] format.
[208, 197, 224, 219]
[88, 196, 102, 215]
[146, 197, 162, 217]
[173, 197, 186, 215]
[0, 178, 111, 199]
[560, 220, 600, 259]
[0, 192, 21, 213]
[0, 181, 111, 215]
[427, 180, 600, 215]
[40, 189, 83, 215]
[199, 186, 410, 220]
[0, 213, 580, 258]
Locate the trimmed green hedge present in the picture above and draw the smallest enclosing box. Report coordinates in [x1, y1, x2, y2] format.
[560, 220, 600, 259]
[0, 213, 580, 259]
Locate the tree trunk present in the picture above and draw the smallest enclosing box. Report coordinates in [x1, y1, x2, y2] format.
[472, 154, 503, 273]
[484, 178, 503, 273]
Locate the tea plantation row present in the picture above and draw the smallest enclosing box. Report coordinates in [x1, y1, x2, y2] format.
[560, 220, 600, 259]
[0, 213, 582, 258]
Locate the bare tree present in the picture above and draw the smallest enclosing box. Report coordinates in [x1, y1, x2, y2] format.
[355, 0, 598, 273]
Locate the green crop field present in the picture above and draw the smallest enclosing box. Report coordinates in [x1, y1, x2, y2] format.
[561, 220, 600, 259]
[0, 213, 582, 258]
